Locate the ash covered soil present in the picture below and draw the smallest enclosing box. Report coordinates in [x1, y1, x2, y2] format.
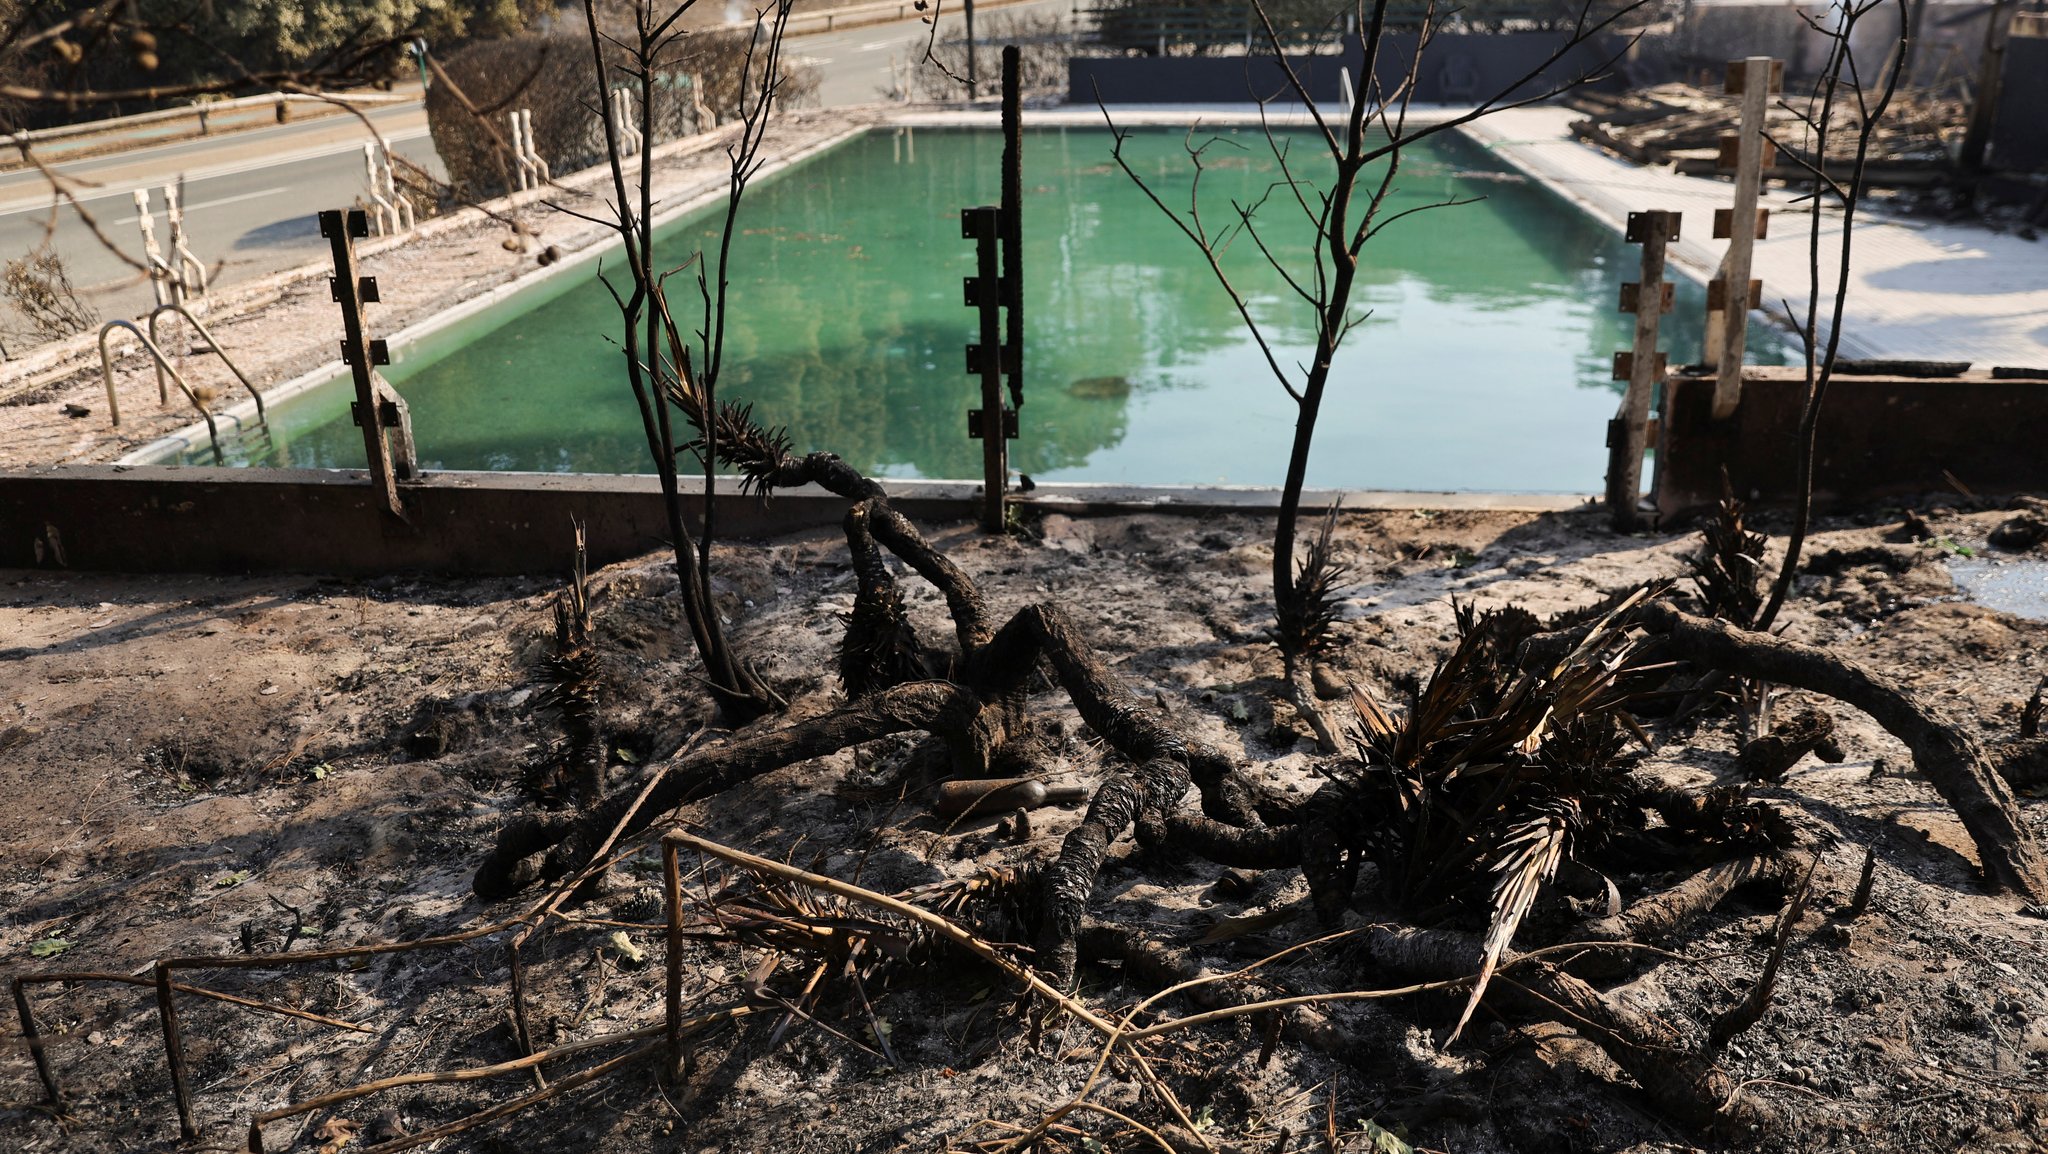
[3, 500, 2047, 1153]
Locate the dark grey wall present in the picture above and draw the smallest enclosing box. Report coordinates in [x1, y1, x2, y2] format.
[0, 468, 968, 576]
[1656, 369, 2048, 519]
[1072, 32, 1626, 106]
[1992, 34, 2048, 173]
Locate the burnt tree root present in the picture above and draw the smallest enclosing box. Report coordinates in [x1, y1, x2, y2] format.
[1359, 924, 1779, 1138]
[1995, 738, 2048, 792]
[478, 455, 1269, 958]
[1737, 707, 1844, 782]
[475, 682, 981, 900]
[1644, 604, 2048, 901]
[1582, 853, 1792, 944]
[1161, 811, 1304, 870]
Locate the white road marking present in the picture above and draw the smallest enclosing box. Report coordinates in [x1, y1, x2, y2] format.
[109, 186, 289, 225]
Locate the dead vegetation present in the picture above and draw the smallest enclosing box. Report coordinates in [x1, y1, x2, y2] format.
[0, 243, 99, 352]
[9, 500, 2048, 1153]
[8, 2, 2048, 1151]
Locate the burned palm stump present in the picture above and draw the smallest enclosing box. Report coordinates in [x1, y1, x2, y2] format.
[537, 527, 606, 804]
[474, 445, 1265, 935]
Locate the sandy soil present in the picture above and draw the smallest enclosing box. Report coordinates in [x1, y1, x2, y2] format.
[3, 498, 2047, 1153]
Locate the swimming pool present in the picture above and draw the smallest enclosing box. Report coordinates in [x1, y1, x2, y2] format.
[173, 125, 1788, 491]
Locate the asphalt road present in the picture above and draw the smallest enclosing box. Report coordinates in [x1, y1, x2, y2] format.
[794, 0, 1071, 106]
[0, 102, 437, 344]
[0, 0, 1072, 352]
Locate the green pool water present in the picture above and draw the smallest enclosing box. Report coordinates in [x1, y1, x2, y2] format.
[208, 126, 1787, 490]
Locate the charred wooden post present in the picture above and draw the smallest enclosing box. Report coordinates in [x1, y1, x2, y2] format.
[319, 209, 407, 517]
[11, 977, 62, 1113]
[962, 207, 1014, 532]
[663, 838, 687, 1083]
[153, 961, 196, 1139]
[1606, 209, 1678, 531]
[1703, 57, 1779, 419]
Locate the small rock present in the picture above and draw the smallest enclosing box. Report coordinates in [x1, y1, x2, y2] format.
[60, 403, 91, 419]
[1210, 869, 1259, 901]
[368, 1111, 408, 1143]
[1989, 514, 2047, 552]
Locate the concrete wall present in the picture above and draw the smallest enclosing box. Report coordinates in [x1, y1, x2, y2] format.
[1654, 368, 2048, 519]
[1626, 1, 1995, 88]
[0, 467, 1586, 577]
[0, 468, 967, 576]
[1072, 31, 1625, 105]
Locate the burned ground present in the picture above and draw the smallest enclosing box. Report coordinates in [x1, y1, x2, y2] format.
[3, 500, 2047, 1153]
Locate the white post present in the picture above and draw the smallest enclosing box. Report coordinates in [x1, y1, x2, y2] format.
[690, 74, 714, 133]
[380, 138, 416, 232]
[521, 109, 550, 184]
[1339, 66, 1355, 110]
[364, 141, 397, 235]
[615, 89, 644, 156]
[510, 110, 532, 191]
[133, 189, 171, 310]
[161, 183, 207, 306]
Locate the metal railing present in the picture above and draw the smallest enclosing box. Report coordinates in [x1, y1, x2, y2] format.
[145, 303, 267, 428]
[95, 321, 224, 463]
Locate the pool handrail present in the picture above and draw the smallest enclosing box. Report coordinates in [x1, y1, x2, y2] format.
[96, 319, 225, 463]
[146, 303, 267, 428]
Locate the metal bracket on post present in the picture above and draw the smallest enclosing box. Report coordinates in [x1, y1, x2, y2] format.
[320, 208, 407, 517]
[1703, 55, 1778, 420]
[1606, 209, 1679, 532]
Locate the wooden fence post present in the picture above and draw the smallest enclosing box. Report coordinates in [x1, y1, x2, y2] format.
[1607, 209, 1679, 531]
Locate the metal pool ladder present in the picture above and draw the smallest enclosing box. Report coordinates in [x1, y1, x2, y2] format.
[96, 306, 267, 464]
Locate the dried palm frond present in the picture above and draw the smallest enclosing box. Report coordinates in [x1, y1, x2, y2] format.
[1275, 505, 1352, 660]
[1447, 801, 1576, 1047]
[653, 300, 796, 493]
[661, 369, 795, 493]
[1335, 586, 1666, 922]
